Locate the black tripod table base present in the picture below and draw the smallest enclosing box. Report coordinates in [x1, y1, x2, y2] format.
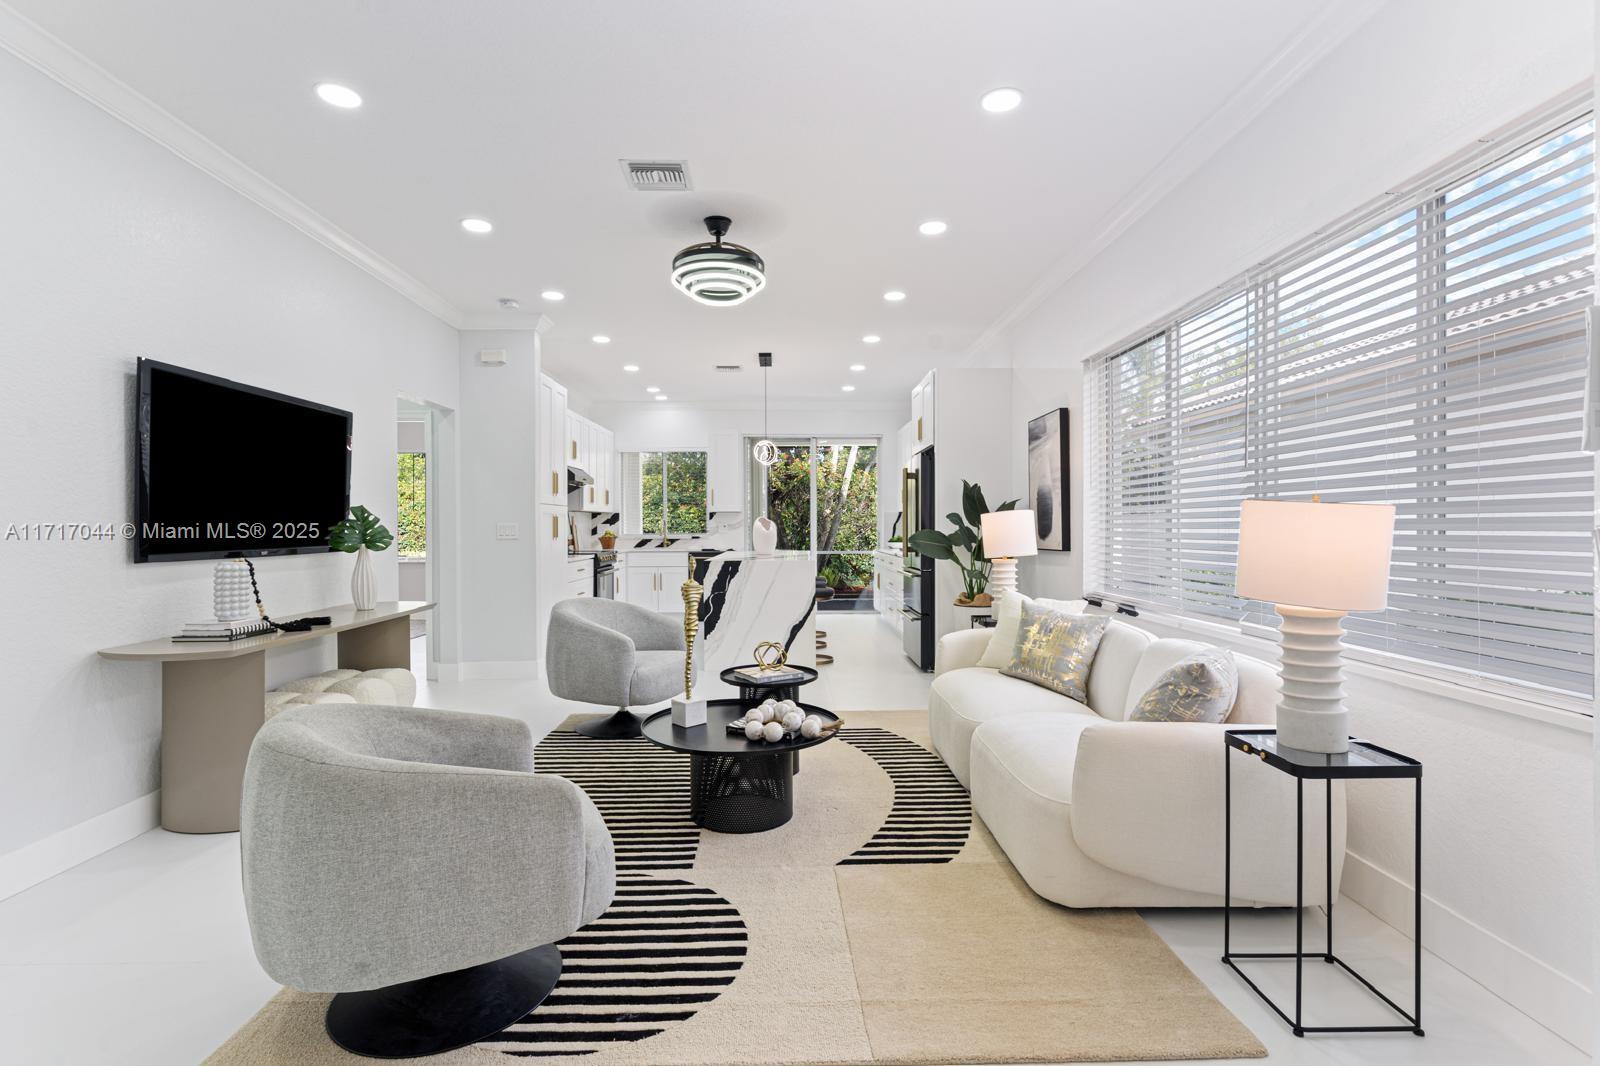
[325, 942, 562, 1058]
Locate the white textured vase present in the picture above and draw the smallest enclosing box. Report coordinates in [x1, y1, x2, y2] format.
[350, 546, 376, 611]
[752, 516, 778, 557]
[1273, 604, 1350, 754]
[212, 559, 254, 622]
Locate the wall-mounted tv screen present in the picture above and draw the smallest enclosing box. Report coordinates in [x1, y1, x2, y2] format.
[135, 359, 352, 562]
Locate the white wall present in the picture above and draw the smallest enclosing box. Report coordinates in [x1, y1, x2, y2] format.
[994, 0, 1595, 1047]
[455, 330, 541, 671]
[0, 50, 460, 862]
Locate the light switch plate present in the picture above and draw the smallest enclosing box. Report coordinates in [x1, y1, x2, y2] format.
[495, 523, 519, 540]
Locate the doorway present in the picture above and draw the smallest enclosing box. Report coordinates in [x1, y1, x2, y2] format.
[747, 436, 881, 611]
[397, 397, 456, 680]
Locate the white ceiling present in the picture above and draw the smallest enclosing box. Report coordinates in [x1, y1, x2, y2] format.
[8, 0, 1366, 405]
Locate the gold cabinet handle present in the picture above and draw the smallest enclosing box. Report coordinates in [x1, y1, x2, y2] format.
[605, 489, 610, 505]
[710, 488, 715, 507]
[917, 416, 923, 441]
[551, 514, 559, 538]
[571, 440, 577, 459]
[551, 471, 558, 495]
[589, 486, 594, 503]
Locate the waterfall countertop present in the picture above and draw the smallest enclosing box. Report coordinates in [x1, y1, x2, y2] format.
[687, 552, 817, 699]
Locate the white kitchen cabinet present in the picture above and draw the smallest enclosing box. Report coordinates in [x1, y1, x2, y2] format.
[534, 503, 568, 661]
[708, 433, 743, 512]
[874, 549, 905, 635]
[564, 412, 617, 512]
[621, 553, 691, 612]
[910, 370, 935, 452]
[537, 374, 568, 505]
[567, 556, 594, 599]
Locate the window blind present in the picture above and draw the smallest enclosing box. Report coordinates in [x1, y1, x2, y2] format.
[1087, 109, 1596, 698]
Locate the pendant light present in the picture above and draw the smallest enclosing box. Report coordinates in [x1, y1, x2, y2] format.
[753, 353, 777, 465]
[671, 215, 766, 306]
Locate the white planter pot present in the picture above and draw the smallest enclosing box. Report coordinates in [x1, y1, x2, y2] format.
[351, 546, 376, 611]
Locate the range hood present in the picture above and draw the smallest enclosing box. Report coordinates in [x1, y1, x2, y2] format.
[566, 464, 594, 494]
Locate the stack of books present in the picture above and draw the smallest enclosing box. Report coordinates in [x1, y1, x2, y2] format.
[173, 618, 274, 642]
[730, 664, 809, 685]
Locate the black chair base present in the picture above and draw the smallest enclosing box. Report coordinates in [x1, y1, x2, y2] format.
[325, 942, 561, 1059]
[575, 708, 642, 739]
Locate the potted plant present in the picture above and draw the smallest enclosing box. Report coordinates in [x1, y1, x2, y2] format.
[330, 505, 394, 611]
[907, 480, 1019, 606]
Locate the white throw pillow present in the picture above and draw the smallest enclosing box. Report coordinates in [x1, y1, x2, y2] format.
[976, 591, 1089, 670]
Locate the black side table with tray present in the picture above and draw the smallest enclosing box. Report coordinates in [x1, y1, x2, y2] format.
[641, 700, 839, 833]
[1224, 729, 1423, 1038]
[719, 663, 819, 705]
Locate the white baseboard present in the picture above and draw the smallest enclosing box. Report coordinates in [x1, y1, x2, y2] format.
[459, 659, 541, 680]
[1342, 850, 1591, 1051]
[0, 791, 160, 902]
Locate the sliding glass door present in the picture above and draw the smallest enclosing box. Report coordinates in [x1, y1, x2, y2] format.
[748, 437, 880, 611]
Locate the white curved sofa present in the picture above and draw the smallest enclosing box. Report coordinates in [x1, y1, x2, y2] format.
[931, 612, 1345, 909]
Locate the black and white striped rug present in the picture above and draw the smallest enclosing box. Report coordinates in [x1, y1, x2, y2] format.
[481, 875, 748, 1058]
[533, 732, 700, 872]
[837, 726, 973, 865]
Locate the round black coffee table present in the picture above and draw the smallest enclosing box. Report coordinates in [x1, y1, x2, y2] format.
[718, 664, 820, 706]
[640, 699, 839, 833]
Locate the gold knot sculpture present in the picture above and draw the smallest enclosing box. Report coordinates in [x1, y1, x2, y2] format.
[681, 574, 704, 699]
[753, 641, 788, 672]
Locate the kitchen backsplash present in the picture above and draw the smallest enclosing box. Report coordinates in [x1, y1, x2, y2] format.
[573, 510, 744, 551]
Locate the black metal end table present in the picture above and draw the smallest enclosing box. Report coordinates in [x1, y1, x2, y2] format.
[641, 699, 838, 833]
[1224, 729, 1423, 1038]
[718, 663, 819, 705]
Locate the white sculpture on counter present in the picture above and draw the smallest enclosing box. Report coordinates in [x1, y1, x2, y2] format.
[752, 516, 778, 557]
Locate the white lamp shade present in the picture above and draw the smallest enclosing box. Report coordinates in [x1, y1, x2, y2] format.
[982, 509, 1038, 559]
[1235, 499, 1395, 612]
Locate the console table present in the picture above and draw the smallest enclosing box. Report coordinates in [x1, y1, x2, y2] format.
[99, 601, 433, 834]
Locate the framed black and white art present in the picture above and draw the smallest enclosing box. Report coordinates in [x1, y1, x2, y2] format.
[1027, 408, 1070, 551]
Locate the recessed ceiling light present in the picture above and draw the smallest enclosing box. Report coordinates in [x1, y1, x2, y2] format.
[918, 220, 948, 236]
[862, 334, 881, 344]
[883, 290, 907, 302]
[981, 87, 1023, 113]
[654, 395, 669, 401]
[593, 335, 612, 344]
[646, 386, 660, 393]
[540, 290, 565, 301]
[850, 364, 866, 372]
[622, 364, 639, 373]
[841, 385, 856, 392]
[314, 82, 362, 109]
[460, 217, 493, 234]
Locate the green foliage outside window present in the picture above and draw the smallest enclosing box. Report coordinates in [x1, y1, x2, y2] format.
[396, 452, 426, 557]
[640, 451, 707, 536]
[764, 443, 879, 588]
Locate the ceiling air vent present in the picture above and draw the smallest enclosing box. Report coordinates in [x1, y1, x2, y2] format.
[714, 364, 742, 373]
[621, 159, 692, 192]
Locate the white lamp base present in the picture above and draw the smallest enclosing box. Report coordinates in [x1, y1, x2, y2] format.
[1273, 604, 1351, 754]
[989, 556, 1019, 601]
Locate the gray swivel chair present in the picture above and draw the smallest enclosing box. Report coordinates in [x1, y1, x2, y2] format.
[547, 597, 687, 739]
[241, 703, 615, 1058]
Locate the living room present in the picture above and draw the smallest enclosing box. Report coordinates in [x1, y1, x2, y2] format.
[1, 2, 1595, 1064]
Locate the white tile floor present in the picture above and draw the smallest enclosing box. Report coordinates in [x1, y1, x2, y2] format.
[0, 613, 1581, 1065]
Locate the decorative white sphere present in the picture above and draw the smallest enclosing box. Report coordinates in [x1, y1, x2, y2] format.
[762, 721, 785, 743]
[749, 705, 770, 724]
[776, 699, 799, 717]
[800, 715, 823, 739]
[781, 710, 804, 732]
[744, 720, 766, 741]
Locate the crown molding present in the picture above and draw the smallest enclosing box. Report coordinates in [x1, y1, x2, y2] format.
[0, 2, 466, 329]
[457, 312, 555, 333]
[963, 0, 1386, 362]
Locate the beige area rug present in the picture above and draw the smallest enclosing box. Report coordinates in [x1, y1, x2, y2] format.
[208, 711, 1263, 1065]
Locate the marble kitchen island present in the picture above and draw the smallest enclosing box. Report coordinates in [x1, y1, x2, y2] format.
[691, 550, 817, 701]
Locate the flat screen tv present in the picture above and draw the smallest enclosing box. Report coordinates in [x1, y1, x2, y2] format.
[135, 359, 352, 562]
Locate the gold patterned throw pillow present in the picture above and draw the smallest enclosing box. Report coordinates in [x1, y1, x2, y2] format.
[1129, 649, 1238, 723]
[1001, 602, 1108, 703]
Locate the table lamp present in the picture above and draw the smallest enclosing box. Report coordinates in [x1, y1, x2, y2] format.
[981, 509, 1038, 601]
[1235, 498, 1395, 754]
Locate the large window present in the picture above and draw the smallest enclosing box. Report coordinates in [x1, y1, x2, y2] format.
[625, 451, 707, 535]
[753, 438, 880, 607]
[1087, 109, 1595, 699]
[396, 451, 426, 557]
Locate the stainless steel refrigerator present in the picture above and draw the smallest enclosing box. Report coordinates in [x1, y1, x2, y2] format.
[901, 446, 935, 670]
